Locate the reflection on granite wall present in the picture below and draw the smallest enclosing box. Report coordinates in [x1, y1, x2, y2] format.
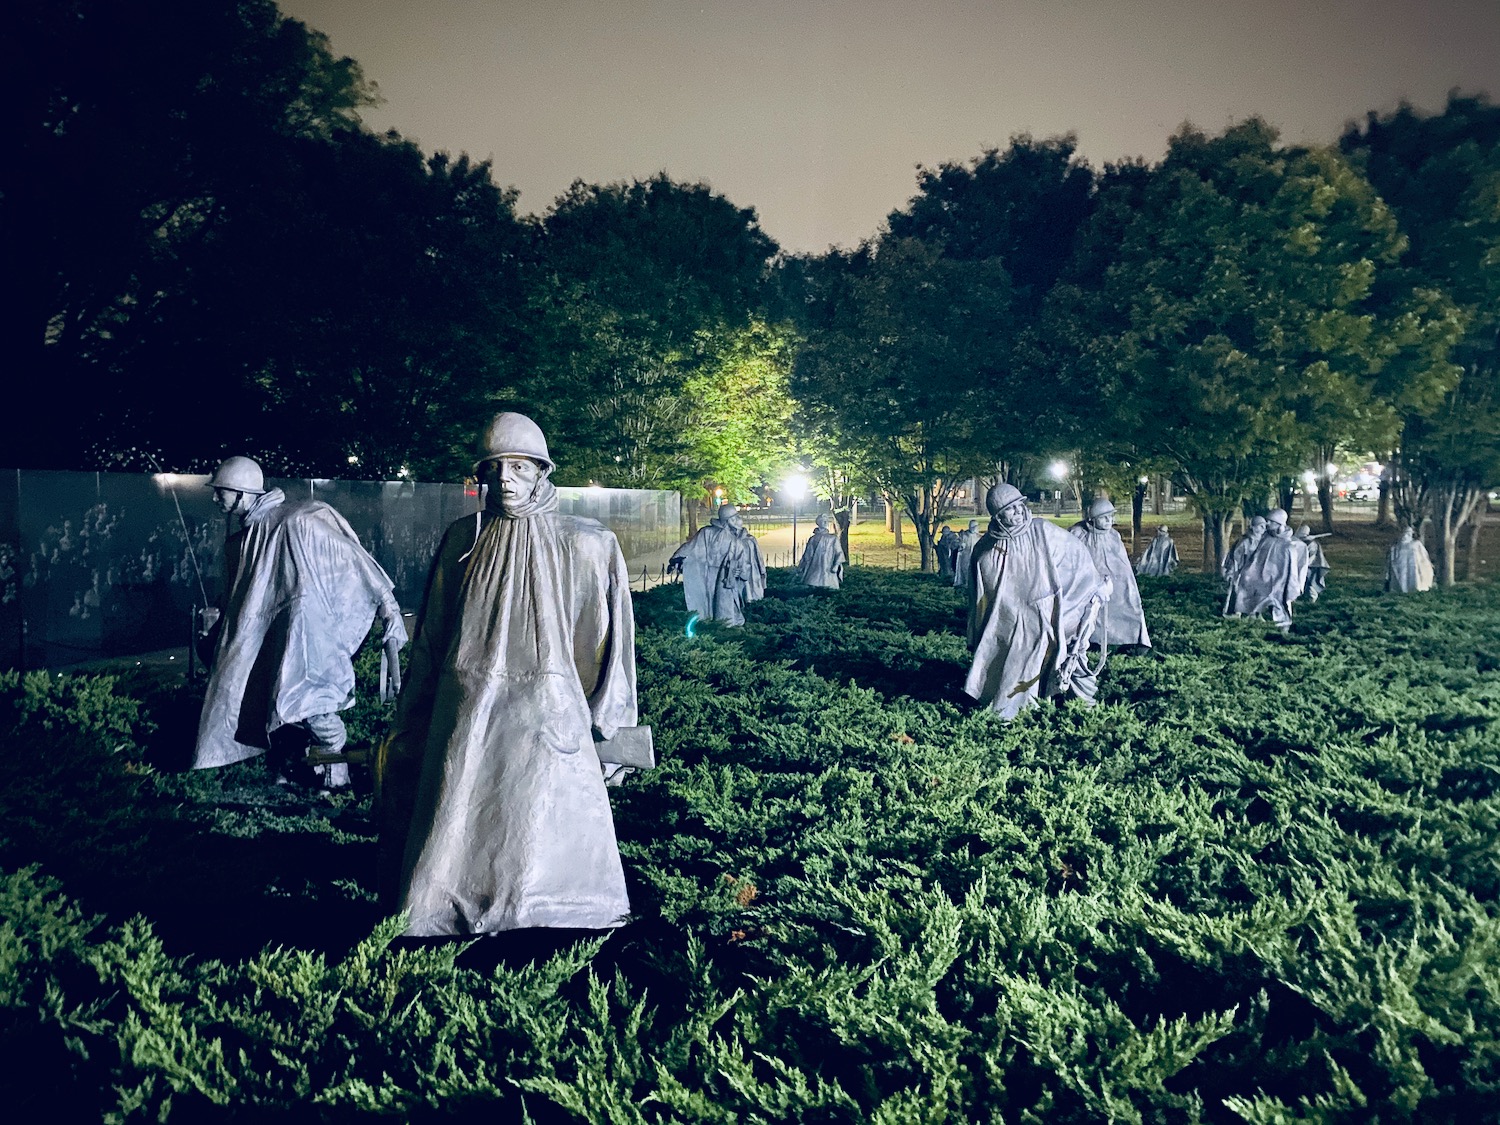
[0, 471, 679, 670]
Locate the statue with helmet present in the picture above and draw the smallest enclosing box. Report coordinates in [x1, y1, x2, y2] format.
[1386, 526, 1434, 592]
[1223, 508, 1310, 630]
[951, 519, 982, 590]
[964, 483, 1111, 719]
[936, 525, 960, 581]
[1220, 514, 1267, 615]
[379, 412, 644, 937]
[669, 502, 765, 625]
[1068, 499, 1151, 649]
[1135, 526, 1180, 577]
[796, 513, 846, 589]
[1293, 524, 1331, 601]
[192, 456, 407, 788]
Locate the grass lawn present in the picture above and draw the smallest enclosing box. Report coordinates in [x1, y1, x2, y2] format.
[2, 562, 1499, 1121]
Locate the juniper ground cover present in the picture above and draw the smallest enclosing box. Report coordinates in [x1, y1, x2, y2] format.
[2, 565, 1499, 1122]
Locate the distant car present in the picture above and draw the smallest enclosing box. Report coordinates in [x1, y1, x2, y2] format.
[1346, 485, 1377, 502]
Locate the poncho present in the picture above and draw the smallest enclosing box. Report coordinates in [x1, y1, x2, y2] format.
[194, 489, 403, 769]
[952, 527, 981, 590]
[1068, 521, 1151, 648]
[964, 516, 1107, 719]
[672, 519, 757, 625]
[385, 480, 637, 936]
[1135, 528, 1179, 577]
[1386, 535, 1435, 592]
[937, 529, 961, 581]
[1295, 529, 1330, 602]
[1227, 533, 1309, 623]
[796, 527, 846, 589]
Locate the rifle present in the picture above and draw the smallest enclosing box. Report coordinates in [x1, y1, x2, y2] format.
[1057, 593, 1108, 695]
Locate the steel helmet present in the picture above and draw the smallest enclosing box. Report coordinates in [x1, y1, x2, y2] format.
[1088, 499, 1116, 519]
[207, 456, 265, 494]
[1267, 508, 1289, 528]
[473, 412, 553, 473]
[717, 503, 739, 520]
[986, 483, 1025, 516]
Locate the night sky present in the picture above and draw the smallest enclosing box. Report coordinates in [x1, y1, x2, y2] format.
[280, 0, 1500, 253]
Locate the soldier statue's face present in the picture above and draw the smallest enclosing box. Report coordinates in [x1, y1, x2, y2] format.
[1091, 511, 1115, 531]
[481, 457, 545, 510]
[213, 488, 250, 516]
[997, 501, 1028, 532]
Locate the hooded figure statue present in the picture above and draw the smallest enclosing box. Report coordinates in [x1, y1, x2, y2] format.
[797, 513, 846, 589]
[952, 519, 982, 590]
[193, 455, 406, 788]
[1069, 499, 1150, 648]
[381, 412, 639, 936]
[1386, 527, 1434, 592]
[964, 484, 1110, 719]
[1225, 508, 1309, 630]
[670, 503, 764, 625]
[1294, 524, 1331, 601]
[1135, 526, 1180, 577]
[936, 525, 960, 581]
[1221, 515, 1267, 614]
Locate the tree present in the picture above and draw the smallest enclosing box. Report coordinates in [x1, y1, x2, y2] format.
[1343, 94, 1500, 583]
[678, 319, 800, 527]
[1065, 120, 1460, 571]
[524, 175, 779, 491]
[789, 238, 1014, 571]
[3, 0, 374, 468]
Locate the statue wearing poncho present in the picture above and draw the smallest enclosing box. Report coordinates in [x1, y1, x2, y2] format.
[1221, 516, 1267, 615]
[1069, 499, 1151, 648]
[1135, 527, 1180, 577]
[964, 485, 1109, 719]
[194, 457, 406, 779]
[670, 503, 761, 625]
[1225, 509, 1309, 630]
[797, 514, 846, 589]
[384, 414, 636, 936]
[1294, 524, 1331, 602]
[1386, 527, 1434, 592]
[936, 526, 960, 581]
[951, 520, 982, 590]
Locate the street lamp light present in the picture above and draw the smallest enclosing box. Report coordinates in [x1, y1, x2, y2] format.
[783, 473, 810, 563]
[1048, 459, 1069, 517]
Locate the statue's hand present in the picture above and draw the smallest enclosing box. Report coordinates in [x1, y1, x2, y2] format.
[383, 634, 403, 698]
[197, 606, 221, 636]
[667, 556, 684, 576]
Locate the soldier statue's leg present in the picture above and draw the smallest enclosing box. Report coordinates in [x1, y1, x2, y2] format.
[303, 712, 350, 789]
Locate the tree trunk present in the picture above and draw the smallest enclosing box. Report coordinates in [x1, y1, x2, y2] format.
[1316, 478, 1335, 534]
[1277, 477, 1295, 515]
[1206, 510, 1230, 575]
[1131, 483, 1145, 551]
[685, 497, 701, 537]
[1375, 456, 1395, 529]
[1433, 480, 1485, 587]
[1462, 504, 1486, 581]
[836, 508, 852, 562]
[884, 498, 895, 533]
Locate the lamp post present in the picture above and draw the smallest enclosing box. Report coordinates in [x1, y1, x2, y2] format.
[783, 473, 809, 564]
[1048, 459, 1069, 518]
